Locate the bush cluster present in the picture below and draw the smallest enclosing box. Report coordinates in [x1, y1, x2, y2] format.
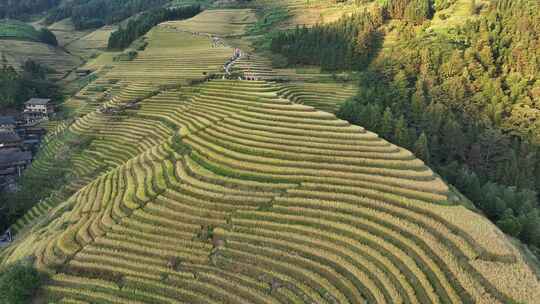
[0, 261, 44, 304]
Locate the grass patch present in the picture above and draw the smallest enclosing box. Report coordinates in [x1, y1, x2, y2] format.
[247, 7, 290, 35]
[0, 20, 41, 42]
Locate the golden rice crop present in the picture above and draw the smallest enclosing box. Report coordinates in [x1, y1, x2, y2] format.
[45, 285, 146, 304]
[183, 156, 295, 191]
[187, 141, 435, 181]
[197, 129, 422, 168]
[272, 202, 462, 301]
[236, 209, 441, 303]
[470, 258, 540, 304]
[233, 218, 418, 303]
[225, 225, 397, 303]
[211, 124, 400, 154]
[429, 206, 516, 257]
[285, 186, 475, 255]
[219, 244, 335, 304]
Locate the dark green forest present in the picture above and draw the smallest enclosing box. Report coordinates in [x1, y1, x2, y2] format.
[45, 0, 169, 30]
[108, 5, 201, 50]
[0, 260, 44, 304]
[272, 0, 540, 255]
[0, 58, 61, 110]
[0, 0, 61, 19]
[271, 8, 384, 70]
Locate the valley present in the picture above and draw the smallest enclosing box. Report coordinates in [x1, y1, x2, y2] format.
[1, 1, 540, 303]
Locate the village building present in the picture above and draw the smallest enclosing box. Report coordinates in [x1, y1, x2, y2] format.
[0, 116, 16, 132]
[0, 148, 32, 189]
[22, 98, 54, 125]
[0, 131, 23, 150]
[76, 68, 93, 77]
[24, 98, 54, 114]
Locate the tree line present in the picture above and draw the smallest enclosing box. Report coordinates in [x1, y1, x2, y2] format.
[270, 7, 384, 71]
[272, 0, 540, 255]
[0, 57, 61, 111]
[108, 5, 202, 50]
[0, 0, 61, 20]
[45, 0, 169, 30]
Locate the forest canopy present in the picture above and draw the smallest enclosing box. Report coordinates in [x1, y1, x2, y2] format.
[0, 0, 61, 20]
[45, 0, 170, 30]
[0, 59, 61, 111]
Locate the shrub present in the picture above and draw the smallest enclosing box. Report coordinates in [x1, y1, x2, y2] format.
[38, 28, 58, 46]
[0, 261, 44, 304]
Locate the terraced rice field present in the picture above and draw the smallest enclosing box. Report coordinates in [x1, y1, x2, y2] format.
[0, 40, 82, 79]
[46, 19, 114, 61]
[65, 26, 115, 59]
[164, 9, 257, 36]
[105, 29, 232, 84]
[1, 8, 539, 304]
[276, 82, 357, 113]
[251, 0, 364, 29]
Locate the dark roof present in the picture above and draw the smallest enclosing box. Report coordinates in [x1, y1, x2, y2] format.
[0, 132, 21, 143]
[0, 116, 16, 125]
[0, 149, 32, 165]
[25, 98, 51, 105]
[23, 139, 40, 144]
[0, 167, 16, 175]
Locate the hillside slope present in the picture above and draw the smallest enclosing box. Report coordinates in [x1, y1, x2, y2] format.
[2, 6, 540, 304]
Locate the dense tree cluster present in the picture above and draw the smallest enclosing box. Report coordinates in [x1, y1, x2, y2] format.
[108, 5, 202, 50]
[0, 0, 61, 20]
[271, 8, 384, 71]
[0, 260, 44, 304]
[45, 0, 169, 30]
[335, 0, 540, 253]
[386, 0, 433, 24]
[0, 58, 61, 110]
[0, 20, 58, 46]
[38, 28, 58, 46]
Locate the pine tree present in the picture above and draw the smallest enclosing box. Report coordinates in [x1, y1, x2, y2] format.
[380, 107, 394, 139]
[394, 115, 412, 148]
[441, 117, 466, 161]
[404, 0, 432, 25]
[392, 71, 411, 108]
[413, 132, 430, 164]
[497, 209, 522, 237]
[411, 78, 427, 125]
